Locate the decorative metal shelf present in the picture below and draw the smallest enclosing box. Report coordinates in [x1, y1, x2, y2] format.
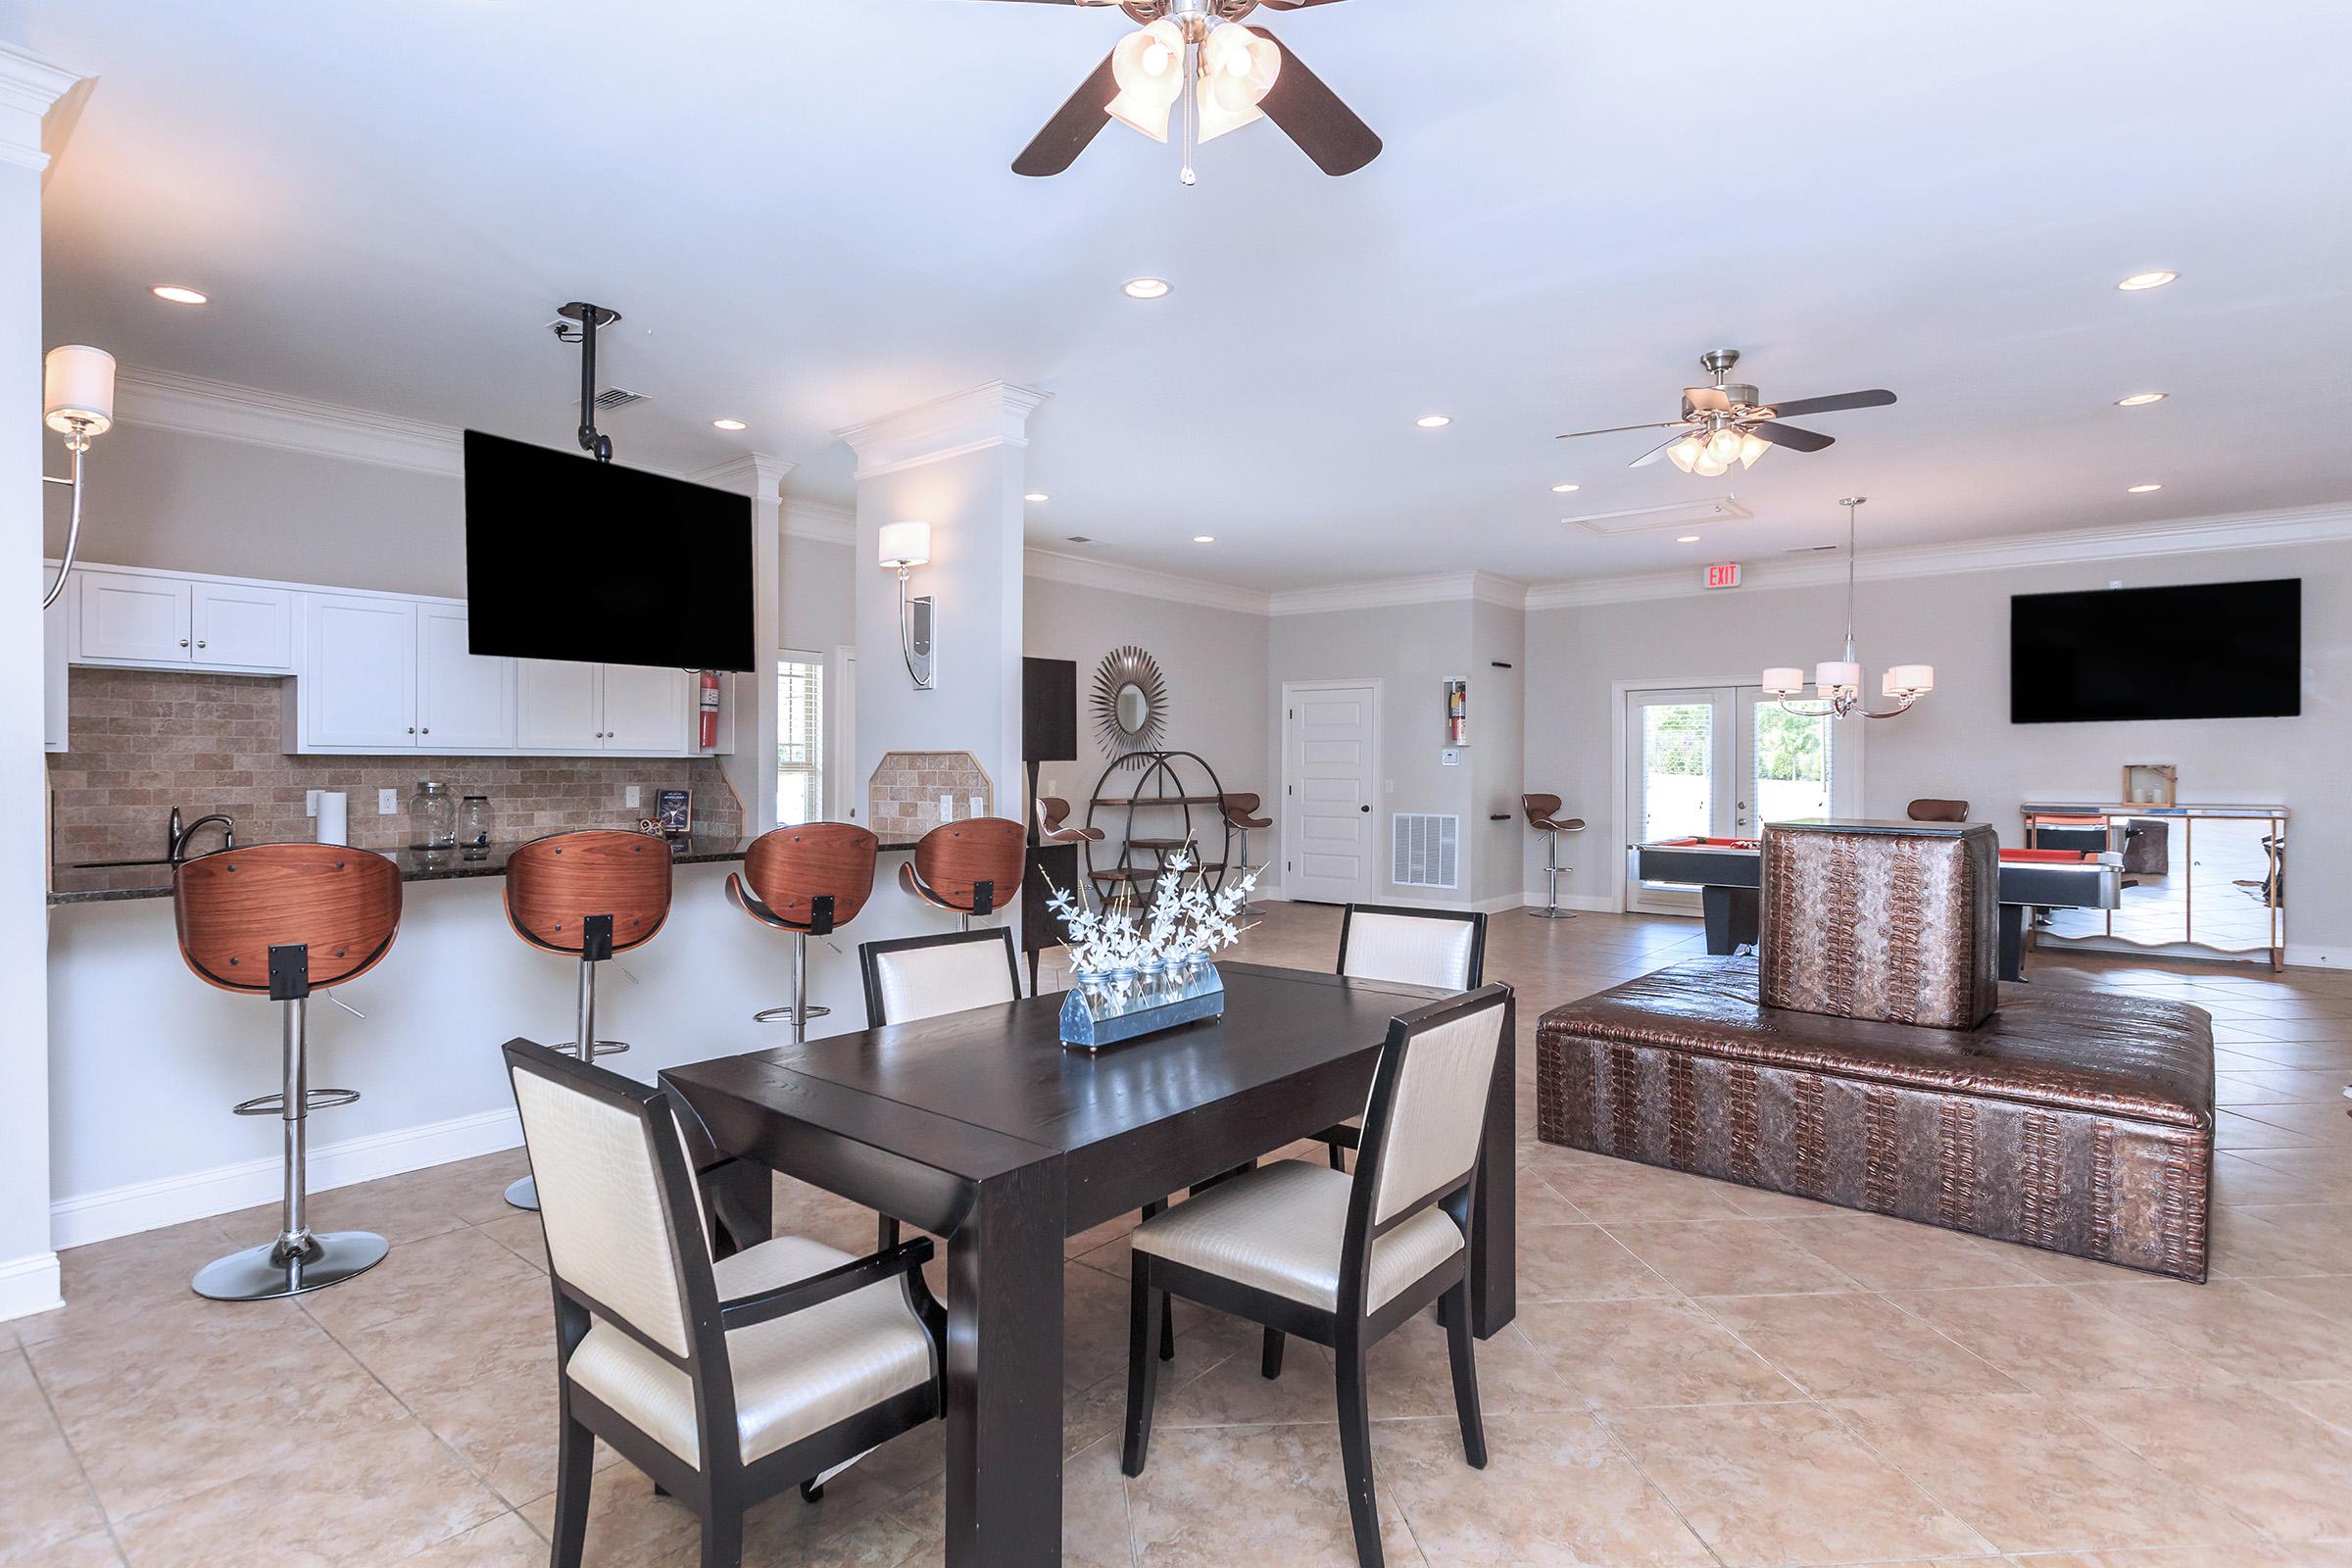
[1084, 750, 1235, 897]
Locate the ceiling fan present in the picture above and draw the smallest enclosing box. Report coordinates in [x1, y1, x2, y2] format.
[990, 0, 1382, 184]
[1557, 349, 1898, 476]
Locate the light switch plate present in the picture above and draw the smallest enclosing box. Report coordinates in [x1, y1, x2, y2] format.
[1440, 748, 1461, 767]
[378, 787, 399, 814]
[305, 789, 321, 818]
[625, 785, 641, 808]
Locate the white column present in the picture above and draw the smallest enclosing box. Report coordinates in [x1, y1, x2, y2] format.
[837, 382, 1047, 827]
[693, 452, 795, 837]
[1, 41, 83, 1322]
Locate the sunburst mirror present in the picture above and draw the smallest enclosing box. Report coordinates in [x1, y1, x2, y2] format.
[1092, 645, 1168, 762]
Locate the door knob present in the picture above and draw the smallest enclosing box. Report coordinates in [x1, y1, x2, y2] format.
[1359, 805, 1372, 813]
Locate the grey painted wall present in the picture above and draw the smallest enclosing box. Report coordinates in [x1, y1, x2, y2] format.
[779, 533, 854, 654]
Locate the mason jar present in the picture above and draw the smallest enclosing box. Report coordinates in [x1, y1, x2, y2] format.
[409, 780, 457, 851]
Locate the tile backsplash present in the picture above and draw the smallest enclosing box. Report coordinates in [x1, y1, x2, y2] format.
[867, 750, 995, 839]
[48, 667, 742, 865]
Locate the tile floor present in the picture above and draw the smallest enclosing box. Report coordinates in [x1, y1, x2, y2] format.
[6, 903, 2352, 1567]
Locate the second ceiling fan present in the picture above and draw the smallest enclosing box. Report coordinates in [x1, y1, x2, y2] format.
[989, 0, 1382, 183]
[1559, 349, 1898, 476]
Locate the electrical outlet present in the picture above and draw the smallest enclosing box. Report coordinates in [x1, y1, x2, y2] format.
[625, 785, 641, 808]
[305, 789, 322, 818]
[378, 787, 399, 814]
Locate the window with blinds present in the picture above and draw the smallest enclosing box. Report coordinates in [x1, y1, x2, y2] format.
[777, 656, 824, 827]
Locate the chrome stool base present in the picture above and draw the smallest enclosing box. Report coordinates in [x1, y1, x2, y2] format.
[754, 1003, 830, 1026]
[505, 1175, 540, 1212]
[192, 1229, 387, 1301]
[1527, 906, 1578, 919]
[1528, 831, 1577, 919]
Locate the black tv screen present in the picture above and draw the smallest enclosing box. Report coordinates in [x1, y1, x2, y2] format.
[463, 430, 755, 671]
[2010, 577, 2300, 724]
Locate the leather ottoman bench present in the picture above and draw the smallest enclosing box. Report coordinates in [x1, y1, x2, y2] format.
[1536, 954, 2215, 1280]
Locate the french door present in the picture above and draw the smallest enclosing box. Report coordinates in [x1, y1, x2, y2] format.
[1624, 684, 1852, 914]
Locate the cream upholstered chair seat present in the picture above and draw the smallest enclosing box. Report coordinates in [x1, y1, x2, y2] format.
[1319, 906, 1488, 1163]
[866, 936, 1018, 1025]
[1132, 1159, 1464, 1313]
[564, 1234, 934, 1470]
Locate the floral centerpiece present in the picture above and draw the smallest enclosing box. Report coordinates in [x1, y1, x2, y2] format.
[1046, 850, 1260, 1050]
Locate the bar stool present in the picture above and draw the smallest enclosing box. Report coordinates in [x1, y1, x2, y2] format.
[899, 817, 1027, 932]
[502, 828, 674, 1211]
[174, 843, 403, 1301]
[728, 822, 879, 1043]
[1523, 794, 1585, 919]
[1220, 793, 1272, 914]
[1035, 796, 1102, 903]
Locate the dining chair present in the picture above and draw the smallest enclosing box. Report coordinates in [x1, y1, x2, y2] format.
[1120, 985, 1511, 1568]
[1313, 904, 1488, 1169]
[505, 1038, 945, 1568]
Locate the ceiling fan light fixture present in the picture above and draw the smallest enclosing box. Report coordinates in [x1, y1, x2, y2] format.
[1737, 431, 1769, 468]
[1197, 22, 1280, 142]
[1706, 427, 1742, 465]
[1665, 436, 1703, 473]
[1107, 19, 1187, 143]
[1693, 448, 1731, 478]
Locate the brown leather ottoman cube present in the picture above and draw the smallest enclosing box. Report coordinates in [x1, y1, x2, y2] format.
[1536, 956, 2215, 1281]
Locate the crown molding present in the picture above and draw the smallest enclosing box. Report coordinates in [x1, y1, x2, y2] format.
[1524, 503, 2352, 610]
[0, 43, 85, 172]
[1023, 547, 1271, 615]
[781, 498, 857, 546]
[687, 453, 797, 501]
[115, 366, 466, 476]
[833, 380, 1052, 480]
[1268, 569, 1529, 617]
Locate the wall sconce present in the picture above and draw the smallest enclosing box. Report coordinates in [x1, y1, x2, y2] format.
[878, 519, 935, 691]
[42, 344, 116, 611]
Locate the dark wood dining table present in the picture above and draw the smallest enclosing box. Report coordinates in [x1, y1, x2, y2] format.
[661, 960, 1517, 1568]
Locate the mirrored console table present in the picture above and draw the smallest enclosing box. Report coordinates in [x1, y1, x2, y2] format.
[2022, 801, 2286, 971]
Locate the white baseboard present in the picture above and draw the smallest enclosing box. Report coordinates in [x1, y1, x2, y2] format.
[2284, 944, 2348, 970]
[49, 1106, 523, 1252]
[1376, 892, 1527, 915]
[0, 1250, 64, 1323]
[1521, 891, 1617, 913]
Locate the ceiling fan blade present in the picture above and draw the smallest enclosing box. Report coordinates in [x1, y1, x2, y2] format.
[1747, 420, 1836, 453]
[1251, 29, 1382, 175]
[1012, 50, 1120, 176]
[1556, 420, 1685, 441]
[1764, 388, 1897, 418]
[1629, 431, 1689, 468]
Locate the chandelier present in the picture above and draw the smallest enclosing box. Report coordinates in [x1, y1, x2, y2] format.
[1761, 497, 1934, 720]
[1107, 8, 1282, 185]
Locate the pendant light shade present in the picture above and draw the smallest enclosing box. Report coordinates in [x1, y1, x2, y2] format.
[1107, 19, 1187, 143]
[44, 345, 115, 437]
[1197, 23, 1281, 142]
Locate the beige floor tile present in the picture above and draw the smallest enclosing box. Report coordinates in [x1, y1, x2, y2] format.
[1361, 1318, 1580, 1422]
[392, 1511, 548, 1567]
[1601, 1218, 1859, 1297]
[1769, 1212, 2050, 1291]
[519, 1462, 931, 1567]
[2225, 1102, 2352, 1144]
[1703, 1290, 2023, 1398]
[889, 1433, 1133, 1568]
[1516, 1298, 1801, 1409]
[2214, 1152, 2352, 1206]
[1606, 1401, 1995, 1566]
[471, 1213, 547, 1272]
[1531, 1159, 1752, 1224]
[2265, 1377, 2352, 1437]
[0, 1350, 108, 1563]
[1, 1534, 122, 1568]
[2069, 1278, 2352, 1382]
[2006, 1547, 2346, 1567]
[2217, 1110, 2320, 1152]
[363, 1152, 537, 1230]
[1829, 1392, 2261, 1554]
[2214, 1203, 2352, 1277]
[1374, 1410, 1713, 1567]
[2250, 1274, 2352, 1325]
[10, 1219, 236, 1350]
[2073, 1383, 2352, 1540]
[1886, 1286, 2209, 1394]
[1150, 1330, 1343, 1429]
[1516, 1223, 1678, 1302]
[1124, 1421, 1429, 1567]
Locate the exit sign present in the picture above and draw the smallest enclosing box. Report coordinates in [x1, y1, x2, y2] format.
[1704, 563, 1743, 590]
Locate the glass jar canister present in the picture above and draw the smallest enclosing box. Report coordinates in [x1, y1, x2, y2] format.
[409, 780, 457, 851]
[459, 794, 492, 858]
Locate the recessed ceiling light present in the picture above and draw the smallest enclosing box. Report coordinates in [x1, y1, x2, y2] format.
[1023, 492, 1049, 503]
[2116, 270, 2178, 291]
[1551, 483, 1581, 494]
[1123, 277, 1172, 300]
[151, 285, 207, 305]
[1677, 535, 1701, 544]
[2115, 392, 2168, 407]
[2127, 482, 2164, 493]
[710, 417, 747, 431]
[1415, 415, 1452, 429]
[1193, 535, 1215, 544]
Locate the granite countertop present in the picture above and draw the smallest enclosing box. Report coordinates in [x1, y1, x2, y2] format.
[49, 832, 920, 906]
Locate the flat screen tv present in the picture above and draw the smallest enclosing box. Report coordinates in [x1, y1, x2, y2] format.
[2009, 577, 2300, 724]
[463, 429, 756, 671]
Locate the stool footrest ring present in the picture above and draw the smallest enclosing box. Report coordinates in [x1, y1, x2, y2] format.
[231, 1088, 362, 1116]
[554, 1039, 631, 1060]
[754, 1004, 832, 1025]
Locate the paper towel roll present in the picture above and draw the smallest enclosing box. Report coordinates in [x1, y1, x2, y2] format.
[317, 792, 348, 846]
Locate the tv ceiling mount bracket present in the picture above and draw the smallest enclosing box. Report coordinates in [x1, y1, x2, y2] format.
[553, 301, 621, 463]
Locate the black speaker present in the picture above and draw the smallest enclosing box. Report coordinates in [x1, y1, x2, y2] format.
[1023, 657, 1077, 763]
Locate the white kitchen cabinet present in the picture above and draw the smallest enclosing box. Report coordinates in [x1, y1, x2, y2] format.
[301, 595, 417, 748]
[77, 569, 190, 663]
[516, 659, 605, 752]
[601, 664, 691, 754]
[416, 606, 515, 750]
[44, 590, 69, 753]
[190, 580, 295, 669]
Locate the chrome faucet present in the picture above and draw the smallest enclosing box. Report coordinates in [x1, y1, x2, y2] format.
[169, 808, 235, 863]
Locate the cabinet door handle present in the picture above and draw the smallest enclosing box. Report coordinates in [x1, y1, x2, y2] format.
[420, 726, 429, 735]
[195, 639, 207, 650]
[178, 638, 189, 648]
[407, 726, 416, 734]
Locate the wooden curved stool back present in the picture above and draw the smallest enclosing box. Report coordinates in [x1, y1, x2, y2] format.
[730, 823, 880, 1041]
[172, 843, 405, 1301]
[1521, 793, 1586, 919]
[504, 829, 673, 957]
[900, 817, 1028, 930]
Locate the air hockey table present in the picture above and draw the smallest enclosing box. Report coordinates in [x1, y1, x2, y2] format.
[1635, 836, 2125, 981]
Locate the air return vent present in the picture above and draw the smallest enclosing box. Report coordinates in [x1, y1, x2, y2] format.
[592, 387, 647, 412]
[1563, 496, 1750, 535]
[1392, 814, 1459, 890]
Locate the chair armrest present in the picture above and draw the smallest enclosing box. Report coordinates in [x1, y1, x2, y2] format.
[718, 1237, 936, 1332]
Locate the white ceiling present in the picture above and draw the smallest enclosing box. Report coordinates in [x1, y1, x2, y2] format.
[9, 0, 2349, 590]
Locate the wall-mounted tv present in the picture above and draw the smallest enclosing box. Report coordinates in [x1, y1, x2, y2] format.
[2009, 577, 2300, 724]
[463, 429, 755, 671]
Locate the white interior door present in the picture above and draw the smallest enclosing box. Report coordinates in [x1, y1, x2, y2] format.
[1282, 681, 1379, 905]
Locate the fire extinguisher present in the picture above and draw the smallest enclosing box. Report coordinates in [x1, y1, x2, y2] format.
[698, 670, 721, 748]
